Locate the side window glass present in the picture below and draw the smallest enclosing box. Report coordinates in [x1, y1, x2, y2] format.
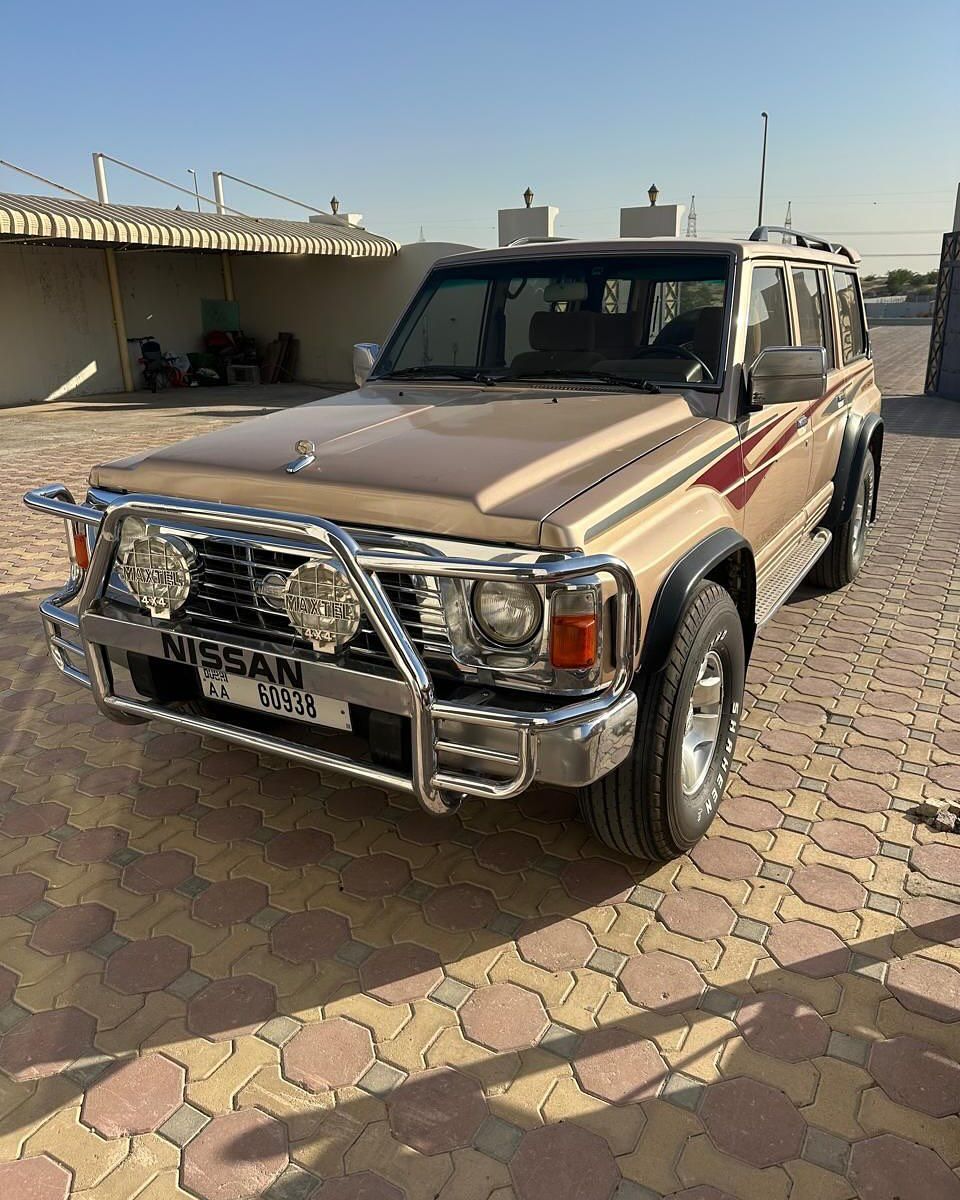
[746, 265, 791, 364]
[834, 270, 866, 364]
[792, 267, 834, 368]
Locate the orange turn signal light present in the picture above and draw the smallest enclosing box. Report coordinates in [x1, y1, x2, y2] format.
[72, 529, 90, 570]
[550, 612, 598, 670]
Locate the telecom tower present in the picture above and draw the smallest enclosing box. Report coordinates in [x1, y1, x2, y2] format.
[686, 195, 697, 237]
[782, 201, 792, 242]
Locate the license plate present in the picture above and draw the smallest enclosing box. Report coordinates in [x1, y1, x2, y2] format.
[197, 667, 352, 730]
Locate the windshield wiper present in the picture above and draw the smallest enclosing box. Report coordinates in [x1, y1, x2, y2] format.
[375, 366, 498, 386]
[501, 369, 661, 394]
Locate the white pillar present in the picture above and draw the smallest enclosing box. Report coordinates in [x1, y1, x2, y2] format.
[212, 171, 227, 216]
[620, 204, 686, 238]
[498, 205, 559, 246]
[92, 152, 109, 204]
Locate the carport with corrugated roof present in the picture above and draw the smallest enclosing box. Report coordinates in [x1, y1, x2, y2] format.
[0, 189, 400, 405]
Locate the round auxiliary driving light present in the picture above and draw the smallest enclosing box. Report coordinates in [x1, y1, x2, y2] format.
[472, 580, 542, 647]
[284, 559, 362, 653]
[115, 534, 196, 619]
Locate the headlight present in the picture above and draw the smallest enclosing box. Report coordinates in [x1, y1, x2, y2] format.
[471, 580, 542, 647]
[115, 534, 195, 619]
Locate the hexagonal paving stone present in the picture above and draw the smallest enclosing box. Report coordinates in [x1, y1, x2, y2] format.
[187, 975, 277, 1041]
[517, 917, 596, 972]
[195, 805, 262, 842]
[0, 871, 46, 915]
[765, 920, 850, 978]
[56, 826, 128, 864]
[424, 883, 497, 931]
[359, 943, 443, 1004]
[848, 1134, 960, 1200]
[0, 801, 68, 837]
[510, 1121, 620, 1200]
[133, 784, 197, 818]
[657, 890, 736, 940]
[573, 1026, 667, 1103]
[283, 1018, 374, 1092]
[911, 843, 960, 886]
[790, 863, 867, 912]
[825, 779, 890, 814]
[387, 1067, 487, 1155]
[739, 760, 800, 792]
[0, 1007, 96, 1081]
[460, 982, 548, 1052]
[340, 853, 410, 899]
[121, 850, 194, 894]
[868, 1036, 960, 1117]
[735, 991, 830, 1062]
[81, 1053, 185, 1136]
[700, 1077, 806, 1167]
[28, 903, 114, 956]
[886, 957, 960, 1023]
[313, 1174, 404, 1199]
[899, 896, 960, 947]
[0, 1154, 72, 1200]
[690, 836, 761, 881]
[475, 830, 541, 873]
[619, 950, 705, 1014]
[325, 786, 387, 821]
[192, 878, 269, 927]
[270, 908, 351, 963]
[560, 859, 634, 906]
[719, 794, 783, 831]
[104, 936, 190, 994]
[182, 1108, 289, 1200]
[809, 819, 879, 859]
[265, 828, 333, 868]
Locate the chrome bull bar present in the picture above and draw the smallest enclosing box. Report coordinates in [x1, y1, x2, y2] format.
[24, 484, 638, 815]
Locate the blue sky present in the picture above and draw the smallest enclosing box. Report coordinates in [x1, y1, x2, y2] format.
[3, 0, 957, 270]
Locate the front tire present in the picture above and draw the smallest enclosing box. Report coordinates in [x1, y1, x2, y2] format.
[810, 453, 875, 590]
[579, 580, 745, 861]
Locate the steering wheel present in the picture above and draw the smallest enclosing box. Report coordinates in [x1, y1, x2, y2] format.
[632, 344, 715, 383]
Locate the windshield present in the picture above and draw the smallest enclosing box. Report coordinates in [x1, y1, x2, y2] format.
[373, 253, 731, 388]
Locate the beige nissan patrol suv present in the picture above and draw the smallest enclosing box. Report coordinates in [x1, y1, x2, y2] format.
[26, 227, 881, 861]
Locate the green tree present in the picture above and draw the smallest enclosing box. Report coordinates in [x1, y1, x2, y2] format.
[885, 268, 921, 294]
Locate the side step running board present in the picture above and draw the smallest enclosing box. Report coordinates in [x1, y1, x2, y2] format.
[755, 529, 832, 625]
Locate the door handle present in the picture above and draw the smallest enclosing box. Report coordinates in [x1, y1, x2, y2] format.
[836, 392, 847, 408]
[796, 415, 809, 430]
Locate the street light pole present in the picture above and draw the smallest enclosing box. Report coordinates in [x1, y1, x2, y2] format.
[758, 112, 769, 227]
[187, 168, 201, 213]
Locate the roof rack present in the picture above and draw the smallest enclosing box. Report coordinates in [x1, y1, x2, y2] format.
[748, 226, 860, 265]
[506, 235, 574, 247]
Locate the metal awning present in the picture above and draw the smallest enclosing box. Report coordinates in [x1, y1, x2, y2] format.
[0, 192, 398, 256]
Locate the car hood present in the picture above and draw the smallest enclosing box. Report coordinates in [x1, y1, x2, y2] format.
[91, 382, 703, 547]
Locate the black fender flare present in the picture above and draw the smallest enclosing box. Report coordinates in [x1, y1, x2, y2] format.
[825, 411, 883, 528]
[642, 528, 753, 673]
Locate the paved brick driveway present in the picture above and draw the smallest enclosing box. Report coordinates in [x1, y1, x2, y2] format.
[0, 329, 957, 1200]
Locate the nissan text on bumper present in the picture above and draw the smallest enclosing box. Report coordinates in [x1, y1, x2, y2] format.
[24, 485, 639, 816]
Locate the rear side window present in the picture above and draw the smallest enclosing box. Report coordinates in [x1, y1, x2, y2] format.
[745, 265, 791, 363]
[834, 270, 866, 364]
[792, 267, 834, 368]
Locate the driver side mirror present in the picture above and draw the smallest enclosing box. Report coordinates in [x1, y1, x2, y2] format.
[352, 343, 381, 388]
[749, 346, 826, 408]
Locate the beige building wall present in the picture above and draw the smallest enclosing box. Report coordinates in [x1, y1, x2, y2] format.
[0, 238, 476, 407]
[232, 242, 475, 384]
[0, 243, 123, 406]
[117, 250, 224, 367]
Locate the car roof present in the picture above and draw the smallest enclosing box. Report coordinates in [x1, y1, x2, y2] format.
[434, 236, 860, 271]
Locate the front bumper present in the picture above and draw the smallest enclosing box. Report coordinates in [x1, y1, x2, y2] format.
[24, 484, 639, 814]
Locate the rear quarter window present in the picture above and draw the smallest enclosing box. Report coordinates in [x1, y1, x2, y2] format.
[833, 269, 867, 364]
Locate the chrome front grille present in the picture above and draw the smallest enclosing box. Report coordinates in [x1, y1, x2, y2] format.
[184, 537, 453, 669]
